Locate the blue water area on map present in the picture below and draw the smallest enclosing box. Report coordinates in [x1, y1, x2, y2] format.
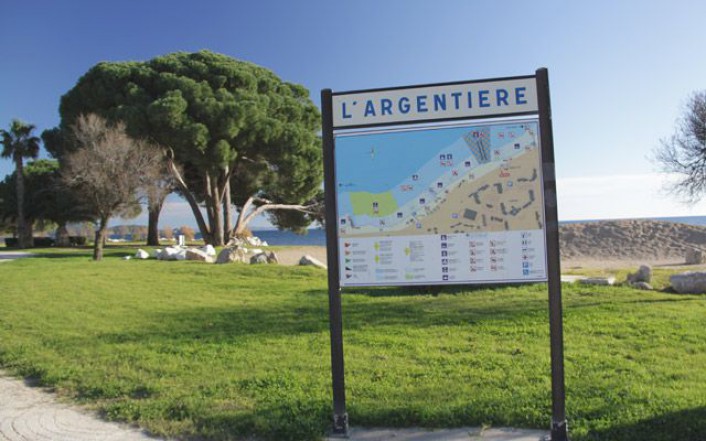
[335, 122, 535, 217]
[335, 126, 467, 194]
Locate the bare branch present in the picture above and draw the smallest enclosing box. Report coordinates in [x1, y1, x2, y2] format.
[653, 91, 706, 204]
[61, 114, 166, 259]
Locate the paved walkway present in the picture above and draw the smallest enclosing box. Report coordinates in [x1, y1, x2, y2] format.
[0, 375, 160, 441]
[326, 427, 549, 441]
[0, 252, 33, 263]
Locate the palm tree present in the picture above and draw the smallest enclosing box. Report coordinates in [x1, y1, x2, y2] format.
[1, 119, 41, 248]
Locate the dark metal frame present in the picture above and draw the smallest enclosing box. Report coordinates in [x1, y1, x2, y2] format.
[536, 68, 569, 441]
[321, 68, 568, 440]
[321, 89, 349, 435]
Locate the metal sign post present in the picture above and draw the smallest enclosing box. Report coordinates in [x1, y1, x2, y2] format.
[321, 68, 567, 439]
[536, 68, 569, 441]
[321, 88, 349, 435]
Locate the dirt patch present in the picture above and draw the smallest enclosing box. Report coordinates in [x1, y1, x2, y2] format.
[271, 246, 328, 266]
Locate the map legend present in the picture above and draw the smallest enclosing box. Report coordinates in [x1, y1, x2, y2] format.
[339, 230, 546, 286]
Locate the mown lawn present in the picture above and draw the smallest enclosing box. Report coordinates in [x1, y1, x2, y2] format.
[0, 248, 704, 441]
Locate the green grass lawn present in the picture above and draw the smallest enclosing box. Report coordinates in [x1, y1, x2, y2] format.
[0, 248, 704, 441]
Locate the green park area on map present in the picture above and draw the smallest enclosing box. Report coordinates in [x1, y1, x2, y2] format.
[349, 191, 399, 217]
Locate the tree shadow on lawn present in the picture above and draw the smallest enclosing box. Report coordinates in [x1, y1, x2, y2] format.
[191, 397, 331, 441]
[26, 247, 132, 259]
[96, 288, 550, 345]
[582, 406, 706, 441]
[342, 283, 535, 298]
[96, 283, 704, 346]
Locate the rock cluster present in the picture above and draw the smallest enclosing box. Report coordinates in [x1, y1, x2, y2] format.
[151, 245, 217, 262]
[626, 264, 653, 290]
[215, 246, 247, 264]
[214, 236, 278, 265]
[127, 235, 326, 269]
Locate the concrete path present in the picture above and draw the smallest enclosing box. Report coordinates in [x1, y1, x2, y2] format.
[0, 375, 161, 441]
[327, 427, 549, 441]
[0, 252, 33, 263]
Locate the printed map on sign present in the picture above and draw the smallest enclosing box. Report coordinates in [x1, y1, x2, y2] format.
[335, 121, 543, 237]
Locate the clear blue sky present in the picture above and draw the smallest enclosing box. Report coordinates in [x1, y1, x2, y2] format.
[2, 0, 706, 226]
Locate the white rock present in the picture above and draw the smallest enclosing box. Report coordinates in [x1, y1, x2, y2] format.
[200, 244, 216, 257]
[561, 275, 587, 284]
[251, 248, 264, 255]
[299, 255, 327, 270]
[185, 248, 214, 263]
[246, 236, 262, 246]
[123, 256, 132, 260]
[250, 253, 269, 264]
[226, 237, 245, 247]
[627, 265, 652, 284]
[261, 241, 269, 247]
[266, 251, 279, 264]
[579, 277, 615, 286]
[631, 281, 653, 290]
[670, 271, 706, 294]
[162, 246, 186, 261]
[153, 249, 163, 259]
[135, 249, 150, 259]
[216, 247, 247, 264]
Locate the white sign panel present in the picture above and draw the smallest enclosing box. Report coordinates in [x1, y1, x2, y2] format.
[332, 77, 537, 128]
[335, 119, 547, 286]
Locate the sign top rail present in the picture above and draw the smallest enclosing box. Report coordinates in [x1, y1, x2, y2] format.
[331, 75, 538, 129]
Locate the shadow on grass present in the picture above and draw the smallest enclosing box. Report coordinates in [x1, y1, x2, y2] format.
[94, 281, 705, 346]
[95, 287, 550, 345]
[582, 406, 706, 441]
[27, 247, 139, 259]
[343, 283, 539, 298]
[190, 398, 331, 441]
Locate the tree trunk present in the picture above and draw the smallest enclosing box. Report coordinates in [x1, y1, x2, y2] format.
[223, 179, 232, 242]
[147, 206, 160, 245]
[231, 195, 313, 238]
[233, 196, 255, 238]
[14, 157, 30, 249]
[205, 174, 215, 236]
[55, 223, 70, 247]
[93, 217, 108, 261]
[146, 194, 165, 246]
[166, 152, 213, 244]
[210, 175, 224, 246]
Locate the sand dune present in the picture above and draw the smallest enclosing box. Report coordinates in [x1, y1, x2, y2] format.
[560, 219, 706, 261]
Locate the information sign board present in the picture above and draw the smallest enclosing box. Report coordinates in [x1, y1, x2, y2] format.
[335, 119, 547, 286]
[321, 70, 568, 441]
